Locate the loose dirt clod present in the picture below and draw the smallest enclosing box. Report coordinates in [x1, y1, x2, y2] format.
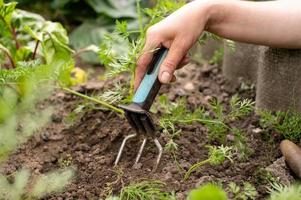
[280, 140, 301, 178]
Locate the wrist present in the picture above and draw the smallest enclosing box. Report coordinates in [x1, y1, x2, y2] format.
[203, 0, 227, 32]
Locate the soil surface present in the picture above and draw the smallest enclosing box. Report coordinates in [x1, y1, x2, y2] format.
[1, 62, 290, 199]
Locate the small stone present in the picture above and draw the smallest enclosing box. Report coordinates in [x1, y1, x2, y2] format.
[56, 92, 65, 98]
[43, 146, 48, 152]
[163, 172, 173, 181]
[201, 64, 215, 74]
[266, 157, 294, 186]
[203, 89, 212, 96]
[226, 134, 235, 142]
[50, 134, 64, 141]
[252, 128, 263, 134]
[133, 163, 143, 169]
[176, 192, 185, 200]
[184, 82, 195, 92]
[212, 68, 219, 74]
[41, 132, 50, 142]
[175, 88, 186, 96]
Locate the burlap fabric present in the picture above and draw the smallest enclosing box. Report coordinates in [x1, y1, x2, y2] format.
[256, 47, 301, 112]
[220, 41, 301, 112]
[222, 42, 260, 84]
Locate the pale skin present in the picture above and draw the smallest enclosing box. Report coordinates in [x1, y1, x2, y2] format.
[134, 0, 301, 89]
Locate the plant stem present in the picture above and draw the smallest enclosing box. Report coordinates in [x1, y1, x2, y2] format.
[136, 0, 143, 35]
[32, 40, 40, 60]
[129, 72, 135, 98]
[184, 158, 210, 180]
[62, 87, 125, 115]
[11, 27, 20, 49]
[4, 51, 15, 68]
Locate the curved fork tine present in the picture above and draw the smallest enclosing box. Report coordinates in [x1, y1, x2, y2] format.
[114, 133, 137, 167]
[153, 138, 163, 172]
[134, 138, 147, 167]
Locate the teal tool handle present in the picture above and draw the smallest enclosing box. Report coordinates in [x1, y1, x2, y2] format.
[133, 47, 168, 110]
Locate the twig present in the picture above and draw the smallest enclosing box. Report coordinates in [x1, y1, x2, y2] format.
[4, 51, 15, 68]
[11, 27, 20, 49]
[32, 40, 40, 60]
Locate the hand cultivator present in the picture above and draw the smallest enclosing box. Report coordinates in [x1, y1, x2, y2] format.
[114, 48, 168, 171]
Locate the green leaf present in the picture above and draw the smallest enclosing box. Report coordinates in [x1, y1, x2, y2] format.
[85, 0, 137, 18]
[70, 18, 113, 63]
[188, 184, 228, 200]
[0, 1, 17, 26]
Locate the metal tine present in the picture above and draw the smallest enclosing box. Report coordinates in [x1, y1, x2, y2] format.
[153, 138, 163, 172]
[130, 113, 146, 134]
[141, 115, 163, 171]
[114, 133, 137, 167]
[134, 137, 147, 167]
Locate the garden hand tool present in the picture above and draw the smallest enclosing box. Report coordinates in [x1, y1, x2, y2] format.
[114, 47, 168, 171]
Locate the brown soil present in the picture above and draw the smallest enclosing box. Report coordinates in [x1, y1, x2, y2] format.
[1, 62, 288, 199]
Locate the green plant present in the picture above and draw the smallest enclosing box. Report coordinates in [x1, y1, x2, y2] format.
[267, 182, 301, 200]
[184, 145, 234, 180]
[187, 183, 228, 200]
[99, 0, 186, 97]
[58, 154, 73, 168]
[108, 180, 174, 200]
[228, 182, 258, 200]
[209, 47, 224, 65]
[259, 109, 301, 141]
[158, 95, 254, 158]
[0, 1, 75, 199]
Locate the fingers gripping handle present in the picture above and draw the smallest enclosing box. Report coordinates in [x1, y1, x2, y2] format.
[133, 48, 168, 110]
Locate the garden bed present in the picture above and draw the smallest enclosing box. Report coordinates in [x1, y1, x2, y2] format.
[1, 62, 285, 199]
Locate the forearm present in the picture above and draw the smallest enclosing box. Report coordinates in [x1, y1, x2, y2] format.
[205, 0, 301, 49]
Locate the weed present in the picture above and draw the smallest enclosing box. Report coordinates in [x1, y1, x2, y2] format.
[259, 109, 301, 141]
[111, 180, 173, 200]
[58, 154, 73, 168]
[267, 182, 301, 200]
[0, 1, 76, 199]
[228, 181, 258, 200]
[184, 145, 234, 180]
[158, 95, 254, 158]
[102, 168, 124, 198]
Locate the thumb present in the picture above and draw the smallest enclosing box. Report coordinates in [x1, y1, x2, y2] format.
[159, 41, 188, 84]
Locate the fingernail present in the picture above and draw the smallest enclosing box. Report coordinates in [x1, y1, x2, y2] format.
[161, 71, 171, 83]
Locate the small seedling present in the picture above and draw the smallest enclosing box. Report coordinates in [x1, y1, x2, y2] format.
[117, 180, 173, 200]
[228, 181, 258, 200]
[158, 95, 254, 159]
[259, 109, 301, 141]
[58, 154, 73, 168]
[267, 182, 301, 200]
[184, 145, 234, 180]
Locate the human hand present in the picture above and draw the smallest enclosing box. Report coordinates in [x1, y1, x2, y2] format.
[134, 0, 211, 90]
